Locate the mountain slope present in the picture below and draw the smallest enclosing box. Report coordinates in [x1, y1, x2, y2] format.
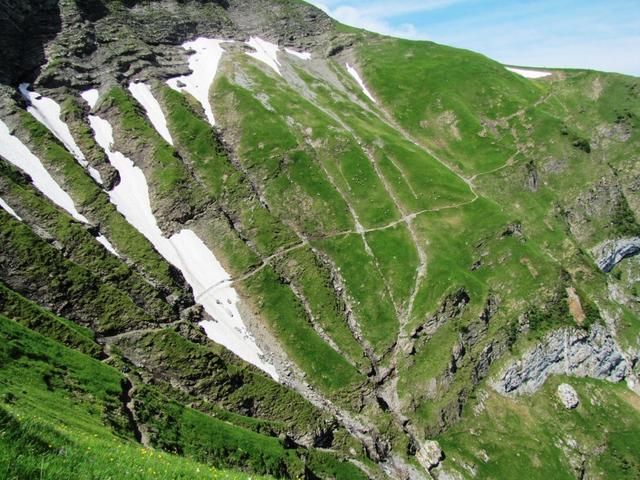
[1, 0, 639, 479]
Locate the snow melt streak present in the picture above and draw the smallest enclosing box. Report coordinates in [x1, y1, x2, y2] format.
[167, 38, 226, 127]
[345, 63, 377, 103]
[0, 197, 21, 220]
[0, 119, 88, 223]
[96, 235, 119, 256]
[19, 84, 103, 184]
[506, 67, 551, 79]
[284, 47, 311, 60]
[128, 82, 174, 145]
[82, 90, 277, 379]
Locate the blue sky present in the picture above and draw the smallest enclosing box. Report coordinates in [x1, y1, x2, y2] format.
[307, 0, 640, 76]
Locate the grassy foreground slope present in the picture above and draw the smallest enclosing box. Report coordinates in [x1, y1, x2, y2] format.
[0, 316, 270, 480]
[0, 306, 368, 480]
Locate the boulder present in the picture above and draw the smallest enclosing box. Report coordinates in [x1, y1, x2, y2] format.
[558, 383, 580, 409]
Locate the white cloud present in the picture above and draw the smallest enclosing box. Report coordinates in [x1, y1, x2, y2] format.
[329, 5, 421, 38]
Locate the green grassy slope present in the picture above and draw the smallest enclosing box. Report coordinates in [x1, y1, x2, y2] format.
[0, 310, 368, 479]
[437, 377, 640, 478]
[0, 315, 273, 480]
[203, 24, 639, 472]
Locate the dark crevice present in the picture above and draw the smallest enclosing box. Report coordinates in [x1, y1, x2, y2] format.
[120, 377, 144, 444]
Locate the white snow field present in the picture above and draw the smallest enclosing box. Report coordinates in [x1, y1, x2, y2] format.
[82, 90, 277, 379]
[96, 235, 119, 256]
[129, 81, 174, 145]
[345, 63, 377, 103]
[246, 36, 282, 76]
[167, 38, 227, 127]
[505, 67, 552, 79]
[0, 196, 21, 220]
[19, 83, 103, 184]
[284, 47, 311, 60]
[0, 118, 89, 223]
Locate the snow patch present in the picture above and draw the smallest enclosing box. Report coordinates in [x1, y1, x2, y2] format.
[83, 101, 277, 379]
[167, 38, 227, 127]
[246, 36, 282, 76]
[19, 84, 103, 184]
[345, 63, 376, 103]
[0, 196, 21, 220]
[169, 230, 269, 374]
[505, 67, 551, 79]
[96, 234, 119, 256]
[0, 118, 88, 223]
[81, 89, 100, 109]
[129, 81, 174, 145]
[284, 47, 311, 60]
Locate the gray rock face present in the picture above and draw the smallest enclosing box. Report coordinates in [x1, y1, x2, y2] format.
[411, 288, 470, 351]
[557, 383, 579, 409]
[0, 0, 337, 90]
[492, 324, 629, 396]
[593, 237, 640, 272]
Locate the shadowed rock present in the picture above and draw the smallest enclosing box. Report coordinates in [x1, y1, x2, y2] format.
[593, 237, 640, 272]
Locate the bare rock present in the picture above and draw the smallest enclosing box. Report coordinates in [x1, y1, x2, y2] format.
[416, 440, 444, 471]
[558, 383, 580, 409]
[491, 323, 630, 396]
[592, 236, 640, 273]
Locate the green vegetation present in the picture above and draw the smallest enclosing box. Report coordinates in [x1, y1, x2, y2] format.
[0, 313, 367, 479]
[243, 267, 364, 394]
[2, 5, 640, 477]
[213, 65, 399, 231]
[0, 316, 272, 480]
[160, 84, 296, 258]
[0, 158, 177, 323]
[273, 246, 371, 371]
[611, 193, 640, 237]
[133, 384, 305, 478]
[366, 225, 420, 305]
[104, 87, 206, 206]
[315, 234, 399, 355]
[0, 282, 101, 358]
[438, 378, 640, 479]
[116, 327, 335, 435]
[0, 209, 158, 335]
[357, 36, 540, 174]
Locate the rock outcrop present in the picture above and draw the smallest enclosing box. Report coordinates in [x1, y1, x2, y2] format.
[593, 236, 640, 272]
[491, 323, 630, 396]
[416, 440, 444, 471]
